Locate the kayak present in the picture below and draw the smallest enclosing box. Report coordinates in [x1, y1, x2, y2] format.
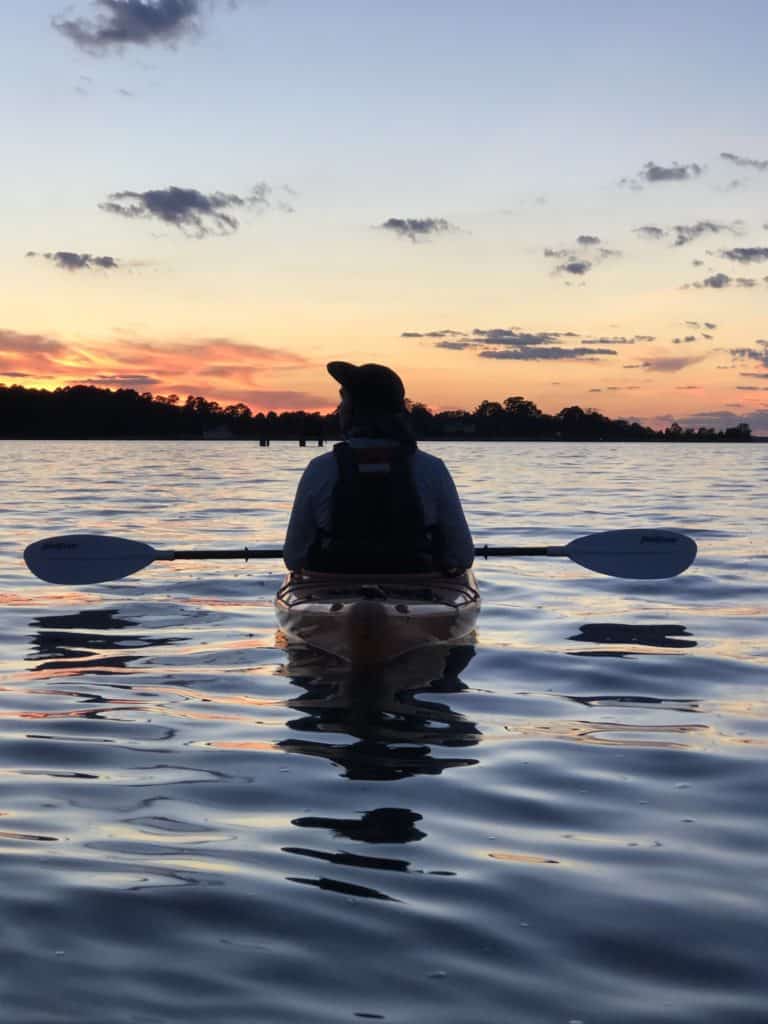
[275, 569, 480, 666]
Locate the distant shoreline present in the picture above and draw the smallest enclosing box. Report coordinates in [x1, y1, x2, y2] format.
[1, 435, 764, 443]
[1, 383, 757, 443]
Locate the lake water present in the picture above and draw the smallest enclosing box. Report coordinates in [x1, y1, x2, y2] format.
[1, 440, 766, 1023]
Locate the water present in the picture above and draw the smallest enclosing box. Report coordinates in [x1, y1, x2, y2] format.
[1, 440, 766, 1023]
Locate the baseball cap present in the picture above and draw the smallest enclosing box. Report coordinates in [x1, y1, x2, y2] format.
[327, 361, 406, 413]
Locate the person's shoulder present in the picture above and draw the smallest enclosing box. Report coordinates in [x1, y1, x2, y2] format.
[412, 448, 448, 472]
[303, 450, 338, 475]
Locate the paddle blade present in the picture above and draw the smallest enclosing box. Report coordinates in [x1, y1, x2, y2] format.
[24, 534, 157, 584]
[565, 529, 697, 579]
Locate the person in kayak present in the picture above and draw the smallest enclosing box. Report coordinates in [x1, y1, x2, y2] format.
[283, 361, 474, 573]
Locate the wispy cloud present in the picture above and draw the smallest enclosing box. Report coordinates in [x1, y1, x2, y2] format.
[52, 0, 208, 54]
[0, 329, 68, 357]
[400, 329, 464, 339]
[684, 272, 759, 289]
[479, 345, 615, 360]
[26, 250, 120, 272]
[719, 246, 768, 264]
[721, 151, 768, 171]
[543, 239, 621, 281]
[641, 355, 706, 372]
[633, 221, 741, 246]
[79, 374, 161, 388]
[671, 220, 741, 247]
[99, 184, 280, 237]
[377, 218, 458, 242]
[0, 329, 318, 410]
[403, 326, 629, 361]
[675, 408, 768, 432]
[730, 339, 768, 368]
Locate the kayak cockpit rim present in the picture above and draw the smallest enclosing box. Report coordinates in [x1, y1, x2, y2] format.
[275, 570, 480, 609]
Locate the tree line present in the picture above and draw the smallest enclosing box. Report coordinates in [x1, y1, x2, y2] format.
[0, 383, 753, 441]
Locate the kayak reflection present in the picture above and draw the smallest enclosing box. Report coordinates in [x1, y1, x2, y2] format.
[27, 608, 182, 676]
[276, 642, 480, 781]
[568, 621, 697, 657]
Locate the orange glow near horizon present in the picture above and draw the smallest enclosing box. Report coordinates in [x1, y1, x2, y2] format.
[1, 324, 766, 430]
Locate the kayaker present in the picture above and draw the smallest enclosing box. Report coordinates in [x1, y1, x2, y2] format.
[283, 361, 474, 573]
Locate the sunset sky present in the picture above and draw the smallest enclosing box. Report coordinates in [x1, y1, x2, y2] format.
[2, 0, 768, 431]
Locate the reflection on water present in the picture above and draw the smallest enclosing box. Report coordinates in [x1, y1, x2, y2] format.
[2, 440, 767, 1024]
[569, 621, 697, 650]
[27, 607, 183, 675]
[291, 807, 426, 844]
[278, 644, 480, 780]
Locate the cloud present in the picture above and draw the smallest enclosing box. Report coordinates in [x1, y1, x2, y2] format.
[635, 222, 741, 246]
[623, 162, 704, 188]
[641, 355, 706, 372]
[557, 259, 592, 276]
[26, 250, 119, 271]
[719, 246, 768, 264]
[52, 0, 206, 53]
[400, 329, 464, 339]
[672, 220, 741, 246]
[685, 272, 758, 289]
[730, 340, 768, 367]
[580, 335, 645, 346]
[0, 329, 67, 356]
[544, 241, 620, 280]
[676, 408, 768, 433]
[79, 374, 161, 388]
[0, 329, 316, 408]
[377, 217, 457, 242]
[99, 184, 276, 236]
[640, 161, 703, 183]
[479, 346, 615, 360]
[403, 325, 620, 361]
[721, 152, 768, 172]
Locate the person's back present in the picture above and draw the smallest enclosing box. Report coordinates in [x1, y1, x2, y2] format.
[283, 361, 474, 574]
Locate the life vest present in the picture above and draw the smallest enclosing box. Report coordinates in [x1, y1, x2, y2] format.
[307, 441, 437, 572]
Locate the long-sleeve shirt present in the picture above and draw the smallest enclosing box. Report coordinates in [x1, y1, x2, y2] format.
[283, 441, 474, 571]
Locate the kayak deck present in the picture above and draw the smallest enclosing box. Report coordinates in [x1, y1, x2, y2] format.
[275, 569, 480, 666]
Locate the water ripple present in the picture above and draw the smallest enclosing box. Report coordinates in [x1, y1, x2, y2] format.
[1, 440, 766, 1023]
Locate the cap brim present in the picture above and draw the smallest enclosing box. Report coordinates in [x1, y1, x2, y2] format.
[327, 361, 358, 387]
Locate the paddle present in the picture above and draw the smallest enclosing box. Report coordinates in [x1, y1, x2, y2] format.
[24, 528, 696, 585]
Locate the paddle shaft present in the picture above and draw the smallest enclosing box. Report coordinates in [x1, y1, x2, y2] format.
[475, 545, 565, 558]
[152, 546, 563, 560]
[153, 548, 284, 560]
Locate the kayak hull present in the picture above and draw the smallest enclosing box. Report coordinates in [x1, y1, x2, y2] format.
[275, 570, 480, 666]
